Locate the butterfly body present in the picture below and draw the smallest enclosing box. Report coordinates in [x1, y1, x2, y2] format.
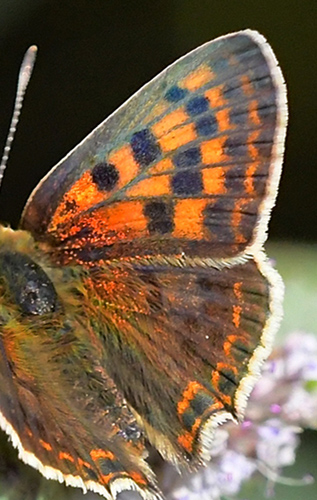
[0, 30, 287, 499]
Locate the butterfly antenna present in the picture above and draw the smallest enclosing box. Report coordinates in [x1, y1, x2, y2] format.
[0, 45, 37, 189]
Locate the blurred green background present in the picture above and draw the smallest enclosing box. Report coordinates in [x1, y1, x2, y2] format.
[0, 1, 316, 499]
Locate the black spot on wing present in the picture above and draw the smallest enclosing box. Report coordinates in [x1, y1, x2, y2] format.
[92, 163, 119, 191]
[186, 96, 209, 116]
[144, 201, 174, 234]
[172, 171, 203, 196]
[131, 129, 161, 167]
[165, 85, 188, 102]
[195, 115, 218, 137]
[174, 147, 201, 169]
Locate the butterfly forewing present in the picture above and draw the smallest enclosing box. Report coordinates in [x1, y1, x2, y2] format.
[21, 30, 286, 263]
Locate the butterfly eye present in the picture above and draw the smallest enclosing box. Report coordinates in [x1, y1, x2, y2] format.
[0, 251, 58, 315]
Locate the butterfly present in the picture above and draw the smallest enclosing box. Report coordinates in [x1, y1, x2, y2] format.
[0, 29, 287, 500]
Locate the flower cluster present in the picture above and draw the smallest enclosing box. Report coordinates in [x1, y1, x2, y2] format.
[165, 332, 317, 500]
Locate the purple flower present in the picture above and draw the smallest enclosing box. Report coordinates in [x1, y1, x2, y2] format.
[284, 332, 317, 379]
[217, 450, 256, 495]
[284, 386, 317, 427]
[256, 419, 300, 469]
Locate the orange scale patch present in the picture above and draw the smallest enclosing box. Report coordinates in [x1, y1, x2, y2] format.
[232, 305, 242, 328]
[227, 334, 245, 345]
[67, 200, 149, 245]
[100, 472, 117, 485]
[172, 199, 208, 240]
[51, 171, 105, 229]
[216, 362, 239, 378]
[233, 281, 243, 300]
[126, 175, 171, 197]
[129, 471, 148, 486]
[201, 136, 229, 165]
[195, 400, 225, 423]
[249, 100, 261, 126]
[232, 282, 243, 328]
[231, 198, 247, 230]
[180, 64, 215, 91]
[245, 162, 259, 196]
[240, 75, 254, 96]
[106, 201, 147, 235]
[205, 85, 227, 108]
[104, 201, 148, 234]
[177, 431, 195, 453]
[210, 371, 232, 406]
[158, 123, 197, 152]
[211, 369, 220, 387]
[223, 339, 234, 357]
[248, 130, 261, 160]
[3, 333, 24, 368]
[64, 171, 105, 207]
[78, 458, 93, 470]
[224, 334, 252, 357]
[191, 417, 202, 436]
[202, 166, 227, 195]
[90, 449, 115, 461]
[152, 108, 188, 138]
[59, 451, 75, 463]
[235, 233, 248, 245]
[108, 145, 139, 189]
[245, 130, 261, 195]
[39, 439, 52, 451]
[177, 381, 205, 417]
[177, 399, 225, 452]
[148, 157, 174, 174]
[215, 108, 233, 132]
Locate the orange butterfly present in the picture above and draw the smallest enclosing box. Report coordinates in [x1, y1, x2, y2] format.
[0, 30, 287, 500]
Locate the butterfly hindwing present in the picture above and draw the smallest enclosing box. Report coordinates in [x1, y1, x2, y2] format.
[83, 254, 274, 463]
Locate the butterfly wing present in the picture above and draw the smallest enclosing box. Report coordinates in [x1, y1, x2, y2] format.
[16, 29, 286, 496]
[80, 253, 280, 465]
[21, 29, 286, 262]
